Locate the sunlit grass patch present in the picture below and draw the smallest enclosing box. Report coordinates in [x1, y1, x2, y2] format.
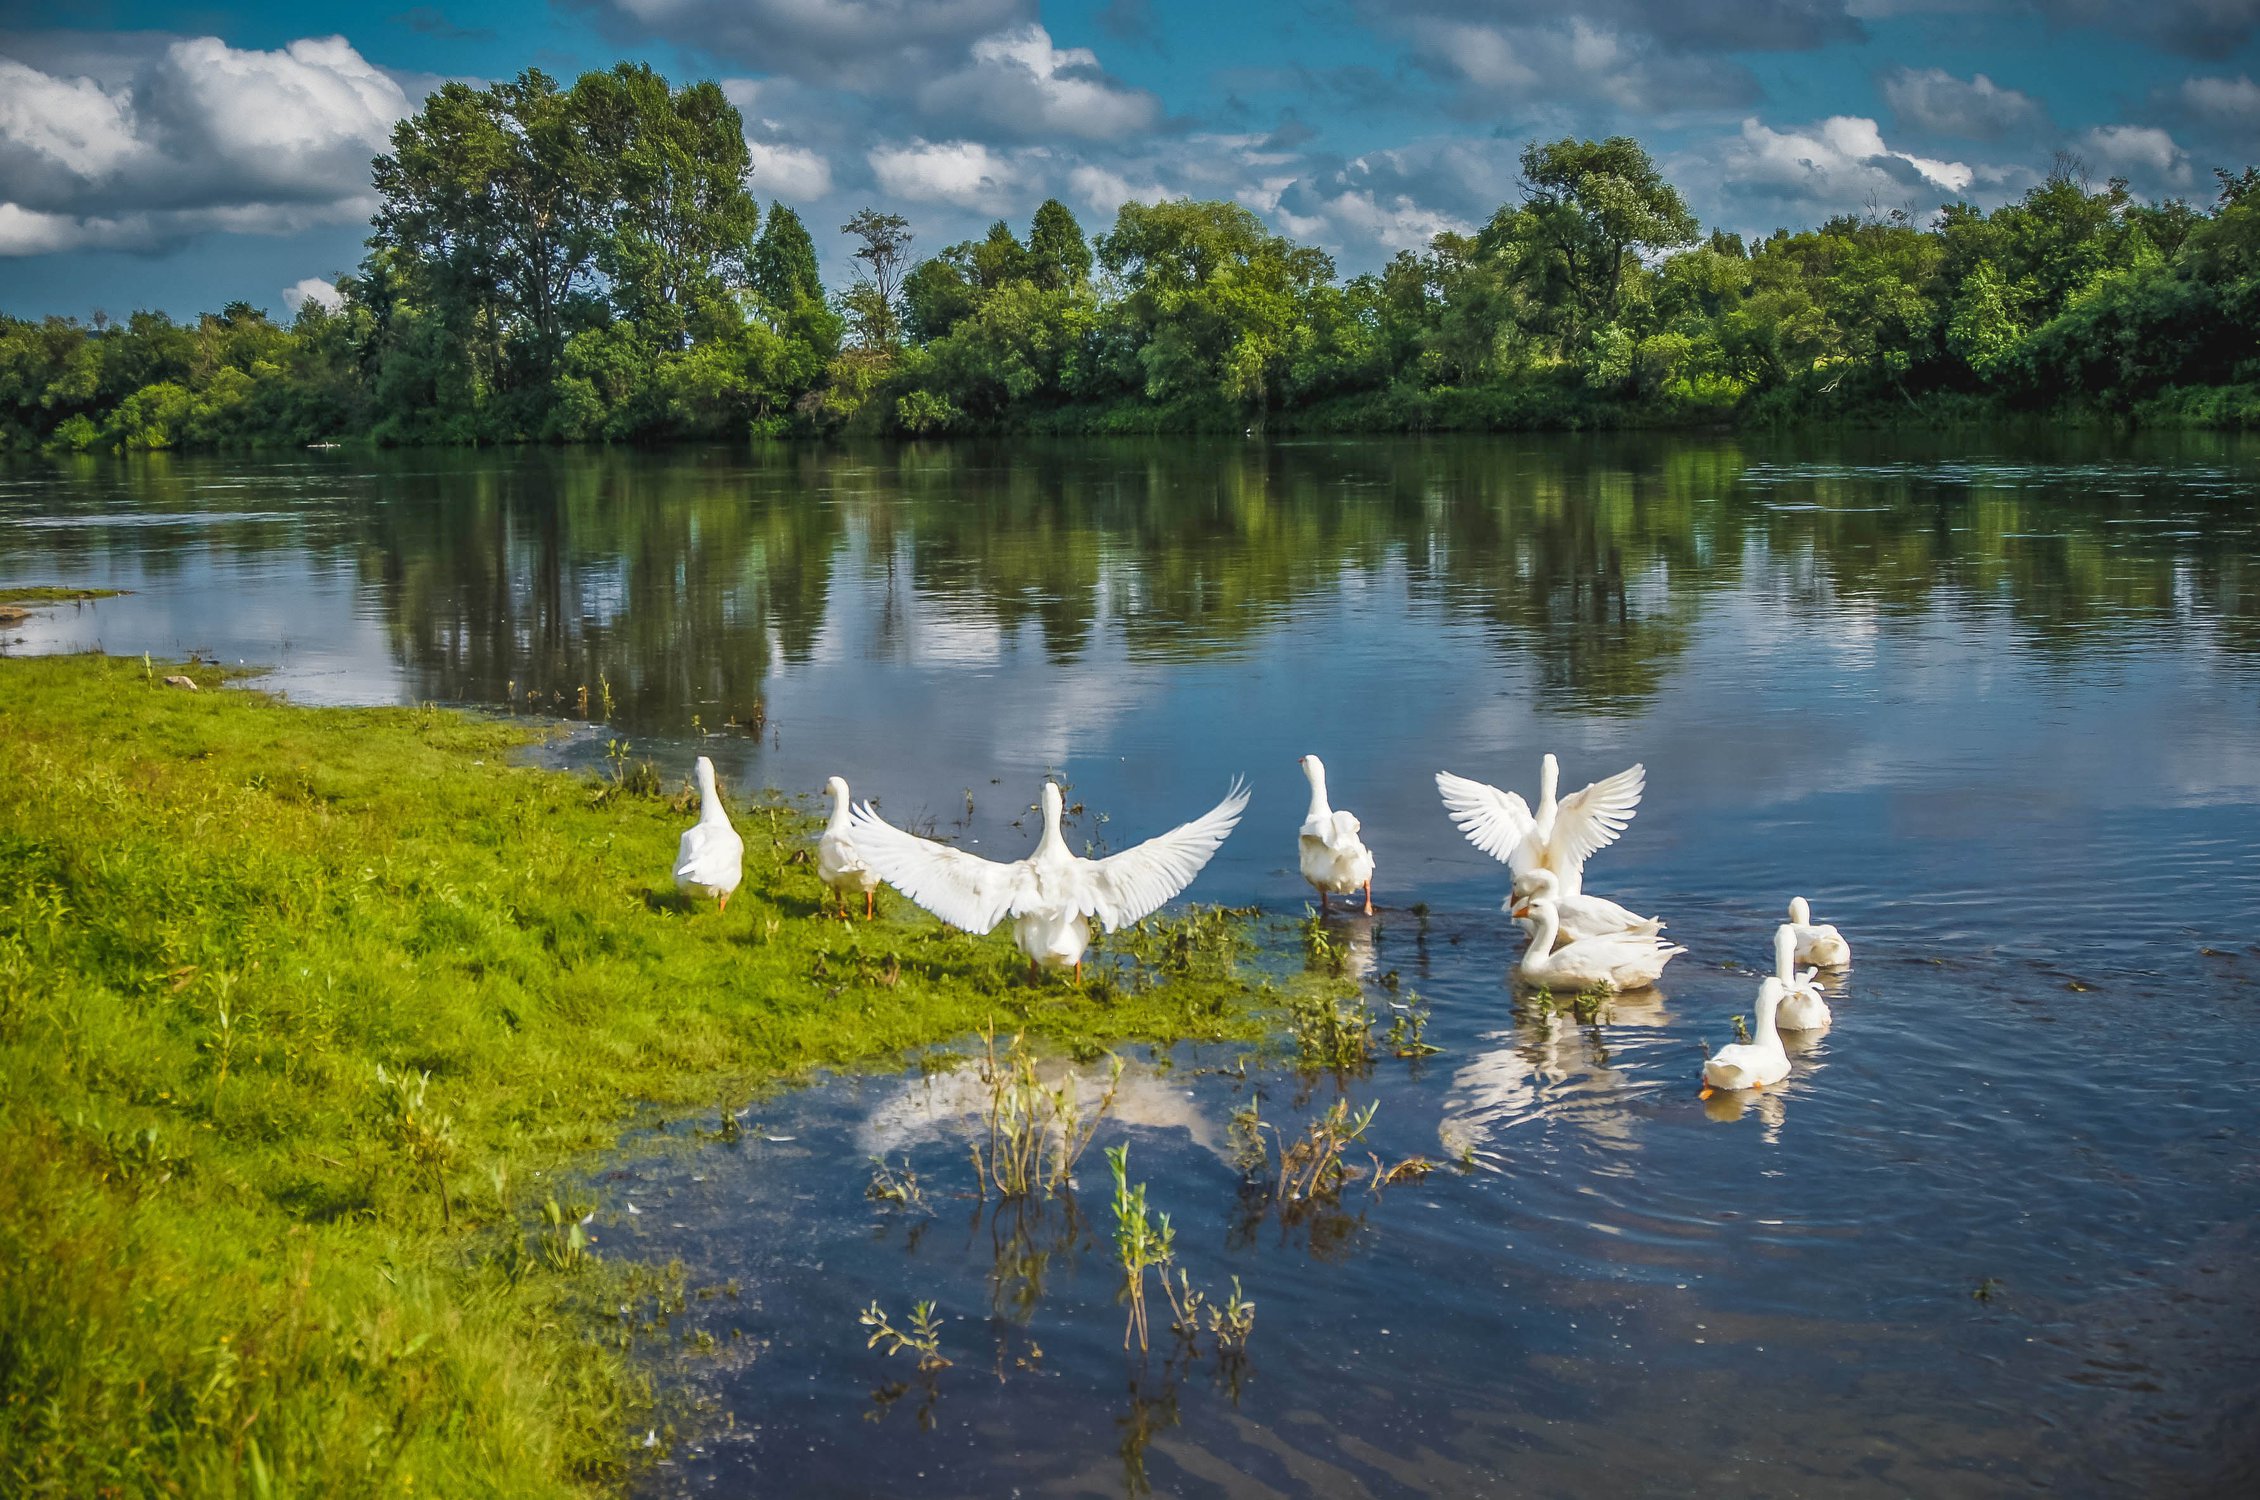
[0, 654, 1271, 1496]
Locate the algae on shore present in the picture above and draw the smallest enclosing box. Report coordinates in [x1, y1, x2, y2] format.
[0, 654, 1266, 1497]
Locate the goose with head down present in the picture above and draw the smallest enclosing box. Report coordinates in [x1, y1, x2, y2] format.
[1786, 896, 1852, 970]
[848, 779, 1249, 983]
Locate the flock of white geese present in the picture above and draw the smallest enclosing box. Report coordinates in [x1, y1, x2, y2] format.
[672, 751, 1853, 1099]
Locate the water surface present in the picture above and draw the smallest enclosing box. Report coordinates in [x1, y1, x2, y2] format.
[4, 434, 2257, 1495]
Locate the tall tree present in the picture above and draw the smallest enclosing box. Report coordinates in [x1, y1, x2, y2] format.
[750, 204, 824, 309]
[1028, 199, 1093, 292]
[568, 63, 758, 347]
[370, 70, 599, 391]
[841, 209, 913, 347]
[1517, 136, 1698, 343]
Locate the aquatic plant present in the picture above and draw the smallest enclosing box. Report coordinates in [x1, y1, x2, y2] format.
[1384, 991, 1443, 1057]
[1107, 1144, 1174, 1353]
[1286, 983, 1376, 1074]
[865, 1155, 926, 1210]
[970, 1025, 1122, 1199]
[1267, 1097, 1378, 1206]
[860, 1299, 952, 1373]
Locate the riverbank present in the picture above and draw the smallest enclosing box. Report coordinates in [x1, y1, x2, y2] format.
[0, 654, 1270, 1496]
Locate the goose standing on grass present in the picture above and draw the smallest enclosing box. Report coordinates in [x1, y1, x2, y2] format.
[1509, 880, 1683, 992]
[1297, 754, 1374, 914]
[1701, 960, 1792, 1098]
[1436, 753, 1645, 901]
[1509, 867, 1664, 948]
[817, 776, 881, 919]
[1786, 896, 1852, 969]
[674, 756, 744, 913]
[1770, 922, 1832, 1032]
[849, 779, 1249, 983]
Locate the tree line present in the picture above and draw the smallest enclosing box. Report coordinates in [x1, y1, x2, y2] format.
[2, 61, 2255, 452]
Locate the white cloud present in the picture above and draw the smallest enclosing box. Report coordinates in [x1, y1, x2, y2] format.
[1067, 162, 1176, 217]
[0, 57, 140, 182]
[1880, 67, 2044, 140]
[1708, 115, 1978, 225]
[748, 141, 834, 201]
[867, 138, 1038, 210]
[281, 275, 342, 313]
[0, 35, 409, 256]
[2179, 74, 2260, 130]
[917, 24, 1159, 140]
[2077, 124, 2192, 187]
[1398, 15, 1757, 113]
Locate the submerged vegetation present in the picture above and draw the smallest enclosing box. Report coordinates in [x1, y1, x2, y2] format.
[2, 61, 2255, 452]
[0, 653, 1273, 1496]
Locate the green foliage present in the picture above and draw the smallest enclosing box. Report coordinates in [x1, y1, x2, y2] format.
[0, 654, 1268, 1496]
[3, 89, 2253, 446]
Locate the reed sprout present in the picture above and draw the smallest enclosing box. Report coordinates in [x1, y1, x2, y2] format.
[970, 1025, 1121, 1199]
[859, 1299, 951, 1372]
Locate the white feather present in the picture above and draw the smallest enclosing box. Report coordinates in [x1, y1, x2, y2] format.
[673, 757, 744, 906]
[848, 779, 1249, 971]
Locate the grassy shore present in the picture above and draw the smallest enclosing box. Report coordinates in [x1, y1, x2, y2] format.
[0, 654, 1269, 1497]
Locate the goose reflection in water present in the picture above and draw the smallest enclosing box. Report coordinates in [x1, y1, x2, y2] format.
[1440, 987, 1675, 1167]
[856, 1055, 1231, 1166]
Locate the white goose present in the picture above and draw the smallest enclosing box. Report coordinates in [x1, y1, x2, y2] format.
[1701, 961, 1791, 1097]
[1509, 882, 1683, 992]
[848, 779, 1249, 982]
[1786, 896, 1852, 969]
[1436, 753, 1644, 900]
[1297, 754, 1374, 914]
[817, 776, 880, 918]
[1770, 922, 1832, 1032]
[673, 756, 744, 912]
[1509, 867, 1663, 948]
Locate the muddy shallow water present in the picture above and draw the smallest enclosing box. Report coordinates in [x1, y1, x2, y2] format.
[5, 433, 2257, 1495]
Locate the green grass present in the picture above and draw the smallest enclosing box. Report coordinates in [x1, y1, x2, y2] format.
[0, 587, 127, 604]
[0, 654, 1270, 1497]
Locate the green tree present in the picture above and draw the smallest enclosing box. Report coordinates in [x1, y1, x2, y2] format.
[750, 204, 824, 309]
[1027, 200, 1093, 291]
[841, 209, 913, 348]
[1517, 136, 1699, 345]
[568, 63, 759, 348]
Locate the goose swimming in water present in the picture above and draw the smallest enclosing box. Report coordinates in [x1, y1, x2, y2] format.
[1770, 921, 1832, 1032]
[1509, 879, 1683, 992]
[1785, 896, 1852, 969]
[1701, 956, 1792, 1098]
[848, 779, 1249, 982]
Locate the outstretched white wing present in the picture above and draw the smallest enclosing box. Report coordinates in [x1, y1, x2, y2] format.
[846, 803, 1029, 934]
[1549, 763, 1644, 866]
[1435, 771, 1537, 873]
[1081, 779, 1250, 931]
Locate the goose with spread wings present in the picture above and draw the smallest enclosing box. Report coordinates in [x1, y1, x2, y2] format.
[1435, 753, 1649, 944]
[848, 779, 1250, 982]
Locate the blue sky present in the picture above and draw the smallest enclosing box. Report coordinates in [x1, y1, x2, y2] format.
[3, 1, 2256, 318]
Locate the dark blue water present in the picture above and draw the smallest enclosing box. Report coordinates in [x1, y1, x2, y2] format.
[4, 434, 2257, 1495]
